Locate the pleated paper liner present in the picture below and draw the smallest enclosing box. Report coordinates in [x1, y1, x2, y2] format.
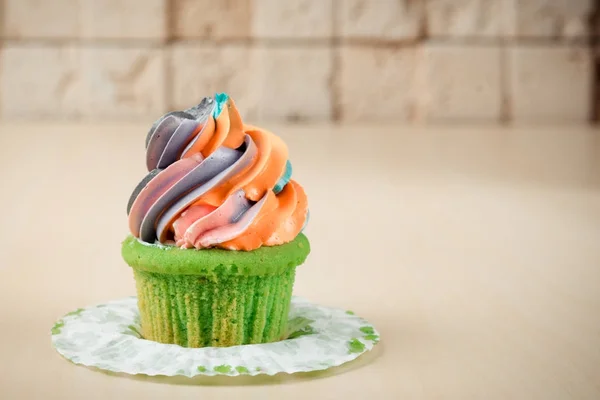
[134, 268, 296, 347]
[51, 296, 380, 377]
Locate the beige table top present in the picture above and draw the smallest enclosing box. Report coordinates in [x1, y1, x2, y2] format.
[1, 122, 599, 399]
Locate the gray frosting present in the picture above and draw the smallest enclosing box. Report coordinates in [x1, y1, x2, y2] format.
[126, 168, 162, 215]
[145, 98, 216, 171]
[153, 135, 258, 242]
[145, 111, 192, 149]
[183, 97, 215, 120]
[139, 146, 243, 243]
[156, 119, 199, 169]
[146, 115, 184, 171]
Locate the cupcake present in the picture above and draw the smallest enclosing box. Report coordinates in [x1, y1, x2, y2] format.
[121, 93, 310, 348]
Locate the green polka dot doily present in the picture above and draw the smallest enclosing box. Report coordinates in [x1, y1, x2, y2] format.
[51, 296, 380, 377]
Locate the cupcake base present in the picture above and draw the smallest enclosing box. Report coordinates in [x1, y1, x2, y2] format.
[121, 233, 310, 348]
[134, 267, 296, 347]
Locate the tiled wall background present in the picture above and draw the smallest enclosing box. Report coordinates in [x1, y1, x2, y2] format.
[0, 0, 597, 123]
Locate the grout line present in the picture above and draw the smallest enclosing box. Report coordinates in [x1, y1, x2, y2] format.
[165, 0, 176, 45]
[424, 36, 592, 46]
[499, 38, 512, 124]
[0, 37, 332, 46]
[0, 38, 168, 48]
[0, 36, 594, 47]
[163, 0, 175, 111]
[420, 0, 429, 40]
[0, 0, 4, 119]
[0, 0, 4, 39]
[163, 44, 173, 112]
[331, 0, 341, 122]
[589, 0, 600, 122]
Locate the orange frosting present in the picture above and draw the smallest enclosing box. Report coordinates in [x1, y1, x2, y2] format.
[167, 98, 307, 251]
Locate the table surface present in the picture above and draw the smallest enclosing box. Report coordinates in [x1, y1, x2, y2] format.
[1, 122, 599, 399]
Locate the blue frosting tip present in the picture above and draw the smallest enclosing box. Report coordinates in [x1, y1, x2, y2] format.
[213, 93, 229, 118]
[273, 160, 293, 194]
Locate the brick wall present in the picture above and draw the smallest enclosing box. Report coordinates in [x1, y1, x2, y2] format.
[0, 0, 596, 123]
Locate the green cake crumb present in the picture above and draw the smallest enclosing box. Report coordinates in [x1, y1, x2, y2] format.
[359, 326, 375, 335]
[51, 320, 65, 335]
[65, 308, 84, 317]
[346, 310, 355, 315]
[235, 366, 249, 374]
[214, 365, 232, 374]
[348, 338, 365, 353]
[197, 366, 207, 372]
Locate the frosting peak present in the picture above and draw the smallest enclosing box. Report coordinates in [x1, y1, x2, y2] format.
[127, 94, 308, 251]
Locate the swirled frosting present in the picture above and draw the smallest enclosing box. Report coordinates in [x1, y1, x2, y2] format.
[127, 94, 309, 251]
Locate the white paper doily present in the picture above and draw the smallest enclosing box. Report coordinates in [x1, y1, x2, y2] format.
[51, 296, 380, 377]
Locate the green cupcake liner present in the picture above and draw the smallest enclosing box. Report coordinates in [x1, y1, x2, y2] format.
[122, 234, 310, 348]
[133, 267, 296, 347]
